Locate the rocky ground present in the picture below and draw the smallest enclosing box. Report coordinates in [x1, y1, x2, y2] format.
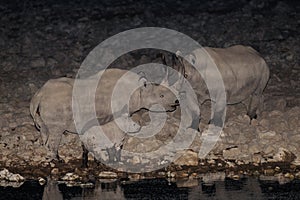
[0, 0, 299, 182]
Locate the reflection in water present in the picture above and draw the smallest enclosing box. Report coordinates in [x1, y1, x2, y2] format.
[43, 179, 63, 200]
[1, 177, 300, 199]
[0, 181, 44, 200]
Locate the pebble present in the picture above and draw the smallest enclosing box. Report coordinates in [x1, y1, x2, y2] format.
[173, 150, 198, 166]
[274, 166, 281, 172]
[98, 171, 118, 179]
[51, 168, 59, 175]
[61, 173, 80, 181]
[38, 177, 46, 185]
[264, 169, 275, 176]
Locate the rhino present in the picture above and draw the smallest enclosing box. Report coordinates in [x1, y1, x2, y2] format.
[30, 68, 178, 162]
[171, 45, 270, 127]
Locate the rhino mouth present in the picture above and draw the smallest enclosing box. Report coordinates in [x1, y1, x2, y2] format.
[171, 99, 180, 107]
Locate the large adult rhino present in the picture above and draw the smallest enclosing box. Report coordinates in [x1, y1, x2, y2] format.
[172, 45, 270, 127]
[30, 68, 178, 161]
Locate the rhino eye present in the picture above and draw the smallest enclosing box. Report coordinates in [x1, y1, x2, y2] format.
[184, 73, 188, 78]
[160, 94, 164, 98]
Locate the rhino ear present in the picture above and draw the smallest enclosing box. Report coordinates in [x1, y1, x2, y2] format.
[176, 50, 182, 58]
[161, 53, 167, 65]
[138, 75, 148, 88]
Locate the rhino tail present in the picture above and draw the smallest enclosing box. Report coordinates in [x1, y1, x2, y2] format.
[29, 89, 42, 126]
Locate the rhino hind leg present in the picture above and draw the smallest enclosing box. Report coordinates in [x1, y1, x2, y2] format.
[246, 93, 261, 120]
[45, 126, 64, 161]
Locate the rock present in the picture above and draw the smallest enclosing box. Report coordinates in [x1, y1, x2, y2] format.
[248, 142, 260, 154]
[30, 58, 46, 68]
[38, 177, 46, 185]
[258, 131, 277, 139]
[176, 179, 198, 187]
[51, 168, 59, 175]
[175, 171, 189, 178]
[61, 173, 80, 181]
[284, 173, 294, 180]
[291, 160, 300, 167]
[268, 110, 284, 117]
[207, 159, 216, 165]
[295, 172, 300, 179]
[263, 168, 275, 176]
[167, 171, 176, 178]
[128, 174, 141, 180]
[0, 169, 24, 182]
[273, 148, 296, 162]
[98, 171, 117, 179]
[225, 161, 236, 168]
[269, 167, 278, 174]
[252, 153, 263, 164]
[263, 145, 276, 155]
[259, 118, 270, 130]
[222, 147, 241, 160]
[173, 150, 198, 166]
[130, 155, 141, 165]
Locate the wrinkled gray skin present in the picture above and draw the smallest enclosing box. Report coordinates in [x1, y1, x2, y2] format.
[173, 45, 270, 127]
[30, 68, 178, 160]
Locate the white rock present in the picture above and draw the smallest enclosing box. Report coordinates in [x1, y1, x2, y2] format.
[174, 150, 198, 166]
[38, 177, 46, 185]
[258, 131, 277, 139]
[99, 171, 118, 179]
[61, 173, 80, 181]
[0, 169, 24, 182]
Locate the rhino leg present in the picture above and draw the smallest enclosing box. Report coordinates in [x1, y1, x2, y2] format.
[209, 95, 226, 127]
[191, 112, 200, 130]
[44, 126, 64, 161]
[39, 120, 49, 146]
[209, 110, 225, 127]
[81, 143, 89, 168]
[246, 93, 261, 120]
[106, 144, 121, 163]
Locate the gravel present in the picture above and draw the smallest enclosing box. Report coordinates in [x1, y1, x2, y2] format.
[0, 0, 299, 172]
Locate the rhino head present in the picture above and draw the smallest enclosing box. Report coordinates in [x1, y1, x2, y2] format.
[128, 67, 180, 112]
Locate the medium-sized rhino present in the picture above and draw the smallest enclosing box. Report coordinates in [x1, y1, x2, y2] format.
[173, 45, 270, 127]
[30, 68, 178, 161]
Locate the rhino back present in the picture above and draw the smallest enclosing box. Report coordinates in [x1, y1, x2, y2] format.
[38, 79, 75, 132]
[204, 45, 269, 103]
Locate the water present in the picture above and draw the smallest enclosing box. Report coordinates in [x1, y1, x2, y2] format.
[1, 177, 300, 200]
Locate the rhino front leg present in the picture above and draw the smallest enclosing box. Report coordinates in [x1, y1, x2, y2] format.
[209, 95, 226, 127]
[81, 143, 89, 168]
[209, 108, 226, 127]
